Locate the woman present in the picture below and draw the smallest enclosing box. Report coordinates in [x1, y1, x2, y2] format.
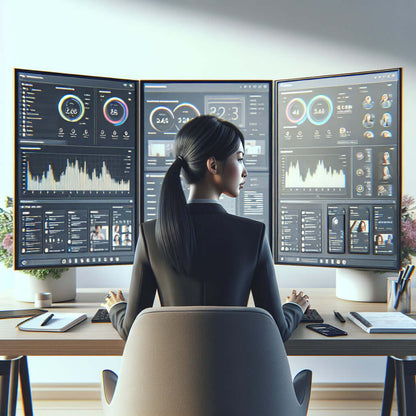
[106, 115, 310, 341]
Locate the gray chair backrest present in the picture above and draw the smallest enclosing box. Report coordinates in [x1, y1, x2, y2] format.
[104, 306, 311, 416]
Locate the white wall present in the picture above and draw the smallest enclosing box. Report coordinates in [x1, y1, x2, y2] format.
[1, 0, 416, 385]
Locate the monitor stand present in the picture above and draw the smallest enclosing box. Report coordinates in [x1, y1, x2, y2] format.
[336, 269, 395, 302]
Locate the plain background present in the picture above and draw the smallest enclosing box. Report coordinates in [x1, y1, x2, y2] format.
[0, 0, 415, 384]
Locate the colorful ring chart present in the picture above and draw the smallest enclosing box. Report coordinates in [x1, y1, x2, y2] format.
[173, 103, 200, 130]
[285, 98, 307, 124]
[149, 106, 175, 132]
[58, 94, 85, 122]
[103, 97, 129, 126]
[307, 95, 333, 125]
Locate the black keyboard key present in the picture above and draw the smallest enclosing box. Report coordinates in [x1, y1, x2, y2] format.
[91, 308, 111, 323]
[300, 308, 324, 323]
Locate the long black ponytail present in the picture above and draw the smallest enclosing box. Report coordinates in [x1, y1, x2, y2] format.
[155, 115, 244, 274]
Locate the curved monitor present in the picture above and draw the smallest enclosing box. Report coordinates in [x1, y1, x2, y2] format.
[15, 69, 138, 269]
[274, 69, 402, 270]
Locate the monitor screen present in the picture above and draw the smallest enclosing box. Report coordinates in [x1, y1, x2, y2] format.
[274, 69, 401, 270]
[140, 81, 272, 235]
[15, 69, 138, 269]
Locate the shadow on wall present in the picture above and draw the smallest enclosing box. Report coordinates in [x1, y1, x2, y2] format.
[122, 0, 415, 62]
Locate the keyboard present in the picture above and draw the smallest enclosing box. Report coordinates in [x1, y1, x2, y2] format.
[91, 308, 111, 323]
[300, 309, 323, 323]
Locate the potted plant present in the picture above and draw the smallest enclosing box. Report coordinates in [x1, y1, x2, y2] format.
[0, 197, 76, 302]
[401, 194, 416, 267]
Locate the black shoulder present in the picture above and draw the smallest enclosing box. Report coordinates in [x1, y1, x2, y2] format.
[141, 219, 156, 234]
[221, 212, 266, 238]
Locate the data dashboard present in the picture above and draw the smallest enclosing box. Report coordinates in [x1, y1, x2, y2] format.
[275, 69, 401, 270]
[141, 81, 272, 235]
[15, 70, 137, 269]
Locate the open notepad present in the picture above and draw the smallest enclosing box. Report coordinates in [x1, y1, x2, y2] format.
[17, 312, 87, 332]
[348, 311, 416, 333]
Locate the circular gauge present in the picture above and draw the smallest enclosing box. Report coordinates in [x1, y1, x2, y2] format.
[173, 103, 200, 130]
[356, 151, 364, 161]
[285, 98, 307, 124]
[356, 184, 364, 193]
[103, 97, 129, 126]
[307, 95, 333, 125]
[149, 106, 175, 132]
[58, 94, 85, 122]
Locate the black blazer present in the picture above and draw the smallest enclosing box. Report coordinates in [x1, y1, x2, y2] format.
[110, 203, 303, 341]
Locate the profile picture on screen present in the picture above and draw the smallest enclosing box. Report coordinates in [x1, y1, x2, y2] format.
[380, 93, 393, 109]
[381, 165, 392, 181]
[381, 151, 391, 165]
[122, 233, 132, 246]
[350, 220, 368, 233]
[375, 234, 384, 246]
[381, 113, 392, 127]
[377, 184, 393, 197]
[113, 233, 121, 246]
[362, 113, 375, 128]
[90, 224, 108, 241]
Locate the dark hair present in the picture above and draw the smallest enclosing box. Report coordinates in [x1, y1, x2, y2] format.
[155, 115, 245, 274]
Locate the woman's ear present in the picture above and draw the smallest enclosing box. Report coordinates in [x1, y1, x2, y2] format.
[206, 157, 218, 174]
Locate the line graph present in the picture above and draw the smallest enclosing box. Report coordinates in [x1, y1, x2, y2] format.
[22, 150, 133, 194]
[280, 152, 348, 196]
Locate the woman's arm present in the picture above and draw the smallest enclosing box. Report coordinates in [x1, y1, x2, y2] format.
[108, 224, 157, 340]
[251, 227, 309, 342]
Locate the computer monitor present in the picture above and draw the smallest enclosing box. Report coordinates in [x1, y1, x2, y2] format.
[140, 80, 272, 236]
[274, 69, 402, 271]
[15, 69, 138, 269]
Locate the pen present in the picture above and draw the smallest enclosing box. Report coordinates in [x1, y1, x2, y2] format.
[334, 311, 346, 323]
[401, 265, 414, 293]
[394, 265, 414, 309]
[393, 266, 408, 308]
[40, 313, 54, 326]
[396, 268, 405, 285]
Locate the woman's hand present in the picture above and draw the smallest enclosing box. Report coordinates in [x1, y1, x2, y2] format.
[286, 290, 310, 314]
[104, 290, 125, 311]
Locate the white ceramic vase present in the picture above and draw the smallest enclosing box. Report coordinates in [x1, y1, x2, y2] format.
[13, 268, 76, 303]
[336, 269, 396, 302]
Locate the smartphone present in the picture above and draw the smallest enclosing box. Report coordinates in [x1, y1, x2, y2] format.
[306, 323, 348, 337]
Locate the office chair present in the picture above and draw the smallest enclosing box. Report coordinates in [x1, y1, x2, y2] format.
[381, 355, 416, 416]
[101, 306, 312, 416]
[0, 355, 33, 416]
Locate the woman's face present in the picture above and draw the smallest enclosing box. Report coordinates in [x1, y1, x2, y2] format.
[219, 141, 247, 198]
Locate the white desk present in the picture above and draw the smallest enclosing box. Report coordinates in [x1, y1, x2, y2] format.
[0, 288, 415, 357]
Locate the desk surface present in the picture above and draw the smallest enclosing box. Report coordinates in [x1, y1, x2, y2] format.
[0, 288, 415, 357]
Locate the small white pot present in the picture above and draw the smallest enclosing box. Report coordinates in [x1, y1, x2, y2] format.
[13, 268, 76, 303]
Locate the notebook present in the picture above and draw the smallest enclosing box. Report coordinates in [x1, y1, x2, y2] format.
[348, 311, 416, 333]
[0, 309, 47, 319]
[17, 312, 87, 332]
